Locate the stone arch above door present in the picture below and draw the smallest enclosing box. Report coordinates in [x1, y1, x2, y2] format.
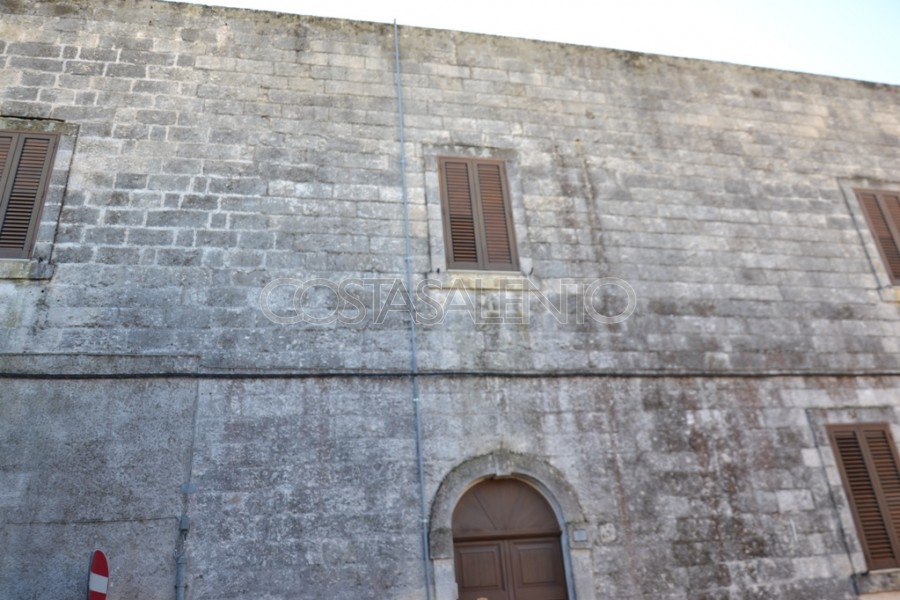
[430, 451, 587, 560]
[429, 451, 595, 600]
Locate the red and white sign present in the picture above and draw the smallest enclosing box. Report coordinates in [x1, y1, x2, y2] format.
[87, 550, 109, 600]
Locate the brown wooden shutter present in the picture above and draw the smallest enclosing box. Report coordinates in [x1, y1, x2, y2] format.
[439, 157, 518, 271]
[828, 423, 900, 570]
[442, 159, 480, 268]
[475, 162, 517, 270]
[856, 189, 900, 284]
[0, 131, 58, 259]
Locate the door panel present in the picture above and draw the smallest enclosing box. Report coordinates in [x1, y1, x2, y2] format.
[455, 541, 510, 600]
[508, 538, 568, 600]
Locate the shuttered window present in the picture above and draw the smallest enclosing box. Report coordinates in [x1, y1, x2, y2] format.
[855, 188, 900, 285]
[828, 423, 900, 571]
[0, 131, 58, 259]
[439, 157, 518, 271]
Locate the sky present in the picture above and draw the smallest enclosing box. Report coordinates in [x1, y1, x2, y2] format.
[165, 0, 900, 85]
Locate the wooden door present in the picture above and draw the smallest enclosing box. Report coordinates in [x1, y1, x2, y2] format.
[452, 479, 568, 600]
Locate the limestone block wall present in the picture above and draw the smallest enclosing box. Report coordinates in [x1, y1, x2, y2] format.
[4, 369, 900, 599]
[0, 369, 196, 599]
[0, 0, 896, 374]
[1, 1, 899, 599]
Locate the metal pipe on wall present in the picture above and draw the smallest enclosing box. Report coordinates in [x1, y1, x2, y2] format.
[393, 19, 435, 600]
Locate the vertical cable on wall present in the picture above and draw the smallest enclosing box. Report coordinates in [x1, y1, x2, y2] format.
[394, 19, 434, 600]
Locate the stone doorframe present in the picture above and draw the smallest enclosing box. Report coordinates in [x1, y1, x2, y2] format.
[429, 451, 597, 600]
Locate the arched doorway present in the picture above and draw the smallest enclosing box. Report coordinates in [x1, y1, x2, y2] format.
[452, 478, 569, 600]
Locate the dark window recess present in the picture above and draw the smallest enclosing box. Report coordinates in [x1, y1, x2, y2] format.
[829, 423, 900, 571]
[856, 188, 900, 285]
[439, 157, 519, 271]
[0, 131, 59, 259]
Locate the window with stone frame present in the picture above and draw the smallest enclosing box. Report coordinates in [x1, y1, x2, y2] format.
[0, 130, 59, 259]
[828, 423, 900, 571]
[855, 188, 900, 285]
[438, 156, 519, 271]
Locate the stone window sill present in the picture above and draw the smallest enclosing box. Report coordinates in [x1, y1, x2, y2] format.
[0, 259, 55, 280]
[855, 569, 900, 596]
[428, 270, 528, 292]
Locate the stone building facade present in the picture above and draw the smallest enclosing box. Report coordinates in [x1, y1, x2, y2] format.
[1, 1, 899, 599]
